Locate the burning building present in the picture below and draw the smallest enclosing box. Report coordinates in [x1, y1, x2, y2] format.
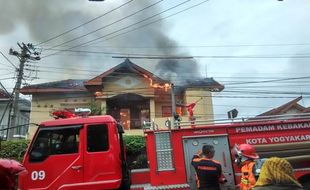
[20, 59, 223, 138]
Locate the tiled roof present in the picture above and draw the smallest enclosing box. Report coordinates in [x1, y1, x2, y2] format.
[0, 89, 10, 99]
[20, 79, 88, 94]
[84, 58, 169, 87]
[256, 96, 310, 116]
[19, 59, 224, 95]
[181, 78, 224, 92]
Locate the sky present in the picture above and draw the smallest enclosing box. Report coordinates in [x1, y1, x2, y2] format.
[1, 0, 310, 120]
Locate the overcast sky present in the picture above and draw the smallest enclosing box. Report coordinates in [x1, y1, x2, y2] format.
[1, 0, 310, 120]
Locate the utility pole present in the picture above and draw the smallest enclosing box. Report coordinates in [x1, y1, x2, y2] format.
[8, 43, 40, 140]
[170, 83, 177, 128]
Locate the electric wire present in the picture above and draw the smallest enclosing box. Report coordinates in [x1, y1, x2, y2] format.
[39, 42, 310, 50]
[34, 65, 310, 81]
[0, 77, 16, 80]
[0, 51, 17, 69]
[36, 0, 135, 46]
[33, 66, 310, 83]
[20, 81, 310, 98]
[224, 76, 310, 85]
[41, 0, 200, 58]
[45, 0, 165, 50]
[0, 62, 15, 69]
[37, 47, 310, 59]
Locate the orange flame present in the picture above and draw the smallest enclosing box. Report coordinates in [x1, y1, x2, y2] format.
[143, 75, 171, 91]
[95, 91, 103, 97]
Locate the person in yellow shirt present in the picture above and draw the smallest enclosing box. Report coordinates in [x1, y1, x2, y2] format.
[253, 157, 303, 190]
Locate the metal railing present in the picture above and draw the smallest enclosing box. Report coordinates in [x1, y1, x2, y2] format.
[175, 112, 310, 128]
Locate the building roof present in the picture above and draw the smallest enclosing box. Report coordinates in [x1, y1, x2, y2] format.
[20, 59, 224, 95]
[0, 89, 10, 99]
[20, 79, 88, 94]
[84, 58, 169, 90]
[180, 78, 224, 92]
[256, 96, 310, 117]
[85, 58, 224, 92]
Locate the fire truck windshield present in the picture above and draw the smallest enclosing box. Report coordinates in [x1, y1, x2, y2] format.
[29, 125, 81, 162]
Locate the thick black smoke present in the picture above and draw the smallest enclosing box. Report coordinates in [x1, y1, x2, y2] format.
[0, 0, 202, 83]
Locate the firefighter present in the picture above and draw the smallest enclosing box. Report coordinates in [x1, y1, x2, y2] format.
[232, 144, 259, 190]
[191, 144, 226, 190]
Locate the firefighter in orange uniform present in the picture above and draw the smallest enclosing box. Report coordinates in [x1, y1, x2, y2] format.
[232, 144, 260, 190]
[191, 144, 226, 190]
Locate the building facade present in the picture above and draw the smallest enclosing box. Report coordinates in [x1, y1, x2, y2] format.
[21, 59, 224, 138]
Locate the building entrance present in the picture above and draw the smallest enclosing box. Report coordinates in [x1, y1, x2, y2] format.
[107, 93, 150, 129]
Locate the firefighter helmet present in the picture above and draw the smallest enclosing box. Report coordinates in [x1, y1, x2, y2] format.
[236, 144, 259, 159]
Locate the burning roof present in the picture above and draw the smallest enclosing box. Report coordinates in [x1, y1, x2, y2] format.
[84, 58, 170, 91]
[20, 59, 224, 95]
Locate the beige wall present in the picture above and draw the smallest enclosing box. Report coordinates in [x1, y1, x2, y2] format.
[102, 73, 155, 98]
[184, 88, 214, 122]
[27, 75, 216, 138]
[28, 93, 92, 139]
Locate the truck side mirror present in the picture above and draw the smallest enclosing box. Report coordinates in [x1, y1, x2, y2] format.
[117, 123, 125, 134]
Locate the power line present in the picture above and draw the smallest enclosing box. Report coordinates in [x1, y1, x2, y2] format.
[88, 0, 211, 46]
[0, 71, 15, 76]
[20, 81, 310, 97]
[34, 64, 310, 79]
[45, 0, 165, 50]
[0, 77, 15, 81]
[79, 43, 310, 48]
[222, 90, 310, 96]
[39, 42, 310, 50]
[225, 76, 310, 85]
[36, 0, 135, 46]
[33, 66, 310, 82]
[41, 0, 196, 58]
[0, 62, 15, 69]
[227, 84, 310, 88]
[39, 47, 310, 59]
[111, 54, 310, 59]
[0, 51, 17, 69]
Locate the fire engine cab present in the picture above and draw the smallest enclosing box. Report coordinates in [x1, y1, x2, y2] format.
[19, 110, 310, 190]
[18, 109, 130, 190]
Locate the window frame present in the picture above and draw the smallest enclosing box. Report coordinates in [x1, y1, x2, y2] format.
[29, 125, 82, 163]
[154, 131, 175, 171]
[162, 106, 172, 117]
[86, 124, 109, 153]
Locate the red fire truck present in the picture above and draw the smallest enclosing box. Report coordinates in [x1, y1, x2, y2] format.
[18, 111, 310, 190]
[18, 113, 131, 190]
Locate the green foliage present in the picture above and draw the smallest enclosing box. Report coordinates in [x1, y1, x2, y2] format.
[0, 140, 30, 162]
[130, 154, 148, 169]
[0, 136, 148, 169]
[89, 101, 102, 116]
[123, 135, 148, 169]
[123, 135, 146, 154]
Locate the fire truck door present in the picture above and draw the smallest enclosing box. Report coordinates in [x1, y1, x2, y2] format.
[83, 124, 122, 189]
[25, 126, 83, 190]
[183, 135, 234, 190]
